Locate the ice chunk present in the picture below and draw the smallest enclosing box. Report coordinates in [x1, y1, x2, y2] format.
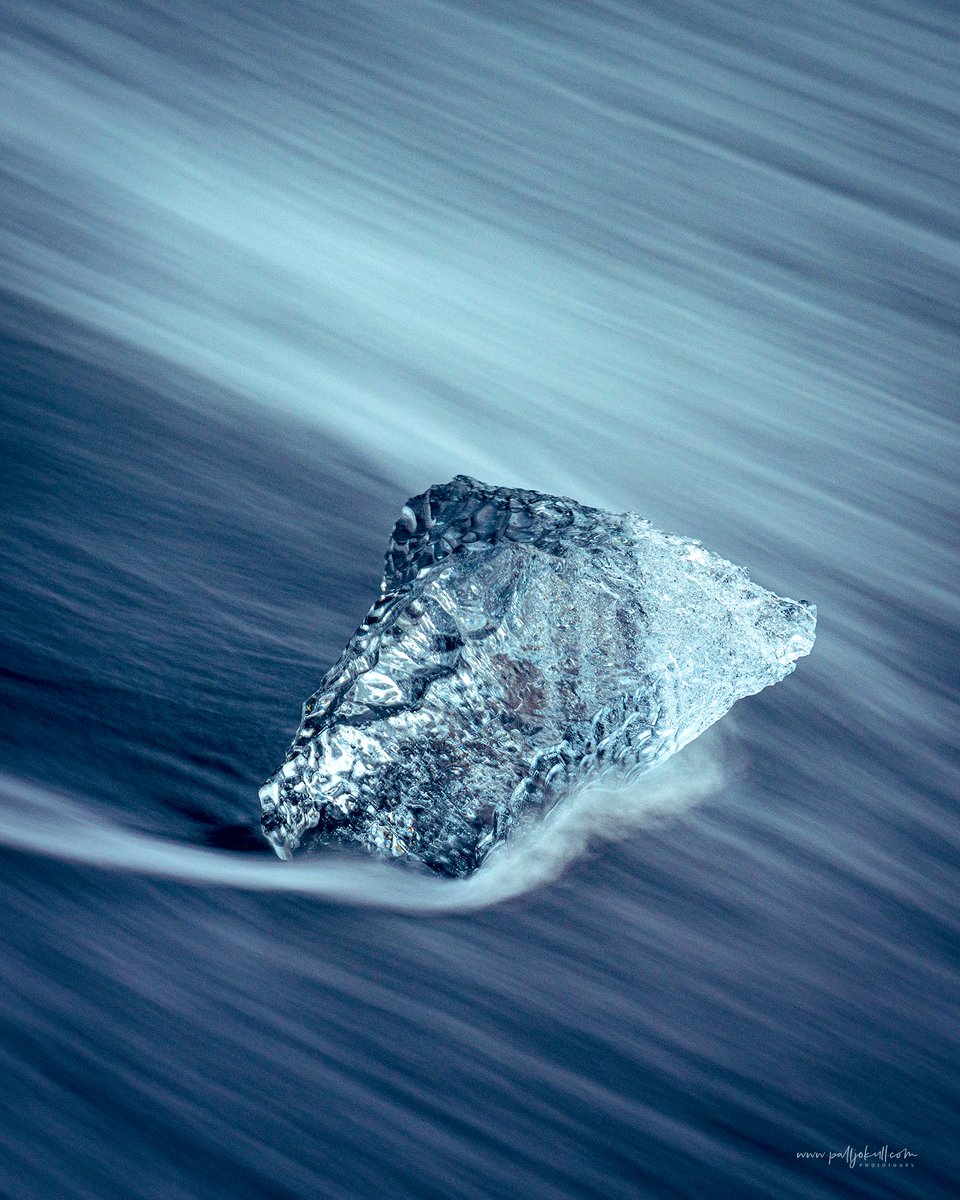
[260, 476, 816, 876]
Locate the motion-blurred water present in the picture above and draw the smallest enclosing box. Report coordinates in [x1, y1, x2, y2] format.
[1, 1, 958, 1196]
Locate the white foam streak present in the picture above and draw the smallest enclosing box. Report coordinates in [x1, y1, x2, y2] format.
[0, 744, 724, 911]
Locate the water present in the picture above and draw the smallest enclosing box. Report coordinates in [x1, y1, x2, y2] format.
[1, 1, 958, 1196]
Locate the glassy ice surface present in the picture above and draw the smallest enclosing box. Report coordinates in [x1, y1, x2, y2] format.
[261, 478, 816, 875]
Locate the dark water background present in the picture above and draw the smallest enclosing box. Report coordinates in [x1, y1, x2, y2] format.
[1, 1, 959, 1197]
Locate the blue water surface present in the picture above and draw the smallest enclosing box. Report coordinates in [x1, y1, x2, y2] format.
[1, 2, 958, 1197]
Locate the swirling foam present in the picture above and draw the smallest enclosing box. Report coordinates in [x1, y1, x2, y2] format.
[0, 739, 725, 912]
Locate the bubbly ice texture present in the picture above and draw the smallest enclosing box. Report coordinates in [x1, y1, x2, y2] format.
[260, 477, 816, 876]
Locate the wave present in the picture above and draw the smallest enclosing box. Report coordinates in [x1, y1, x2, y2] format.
[0, 739, 726, 912]
[3, 0, 955, 558]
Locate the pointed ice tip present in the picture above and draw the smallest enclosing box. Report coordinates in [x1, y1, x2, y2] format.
[801, 599, 817, 634]
[266, 831, 293, 861]
[782, 599, 817, 664]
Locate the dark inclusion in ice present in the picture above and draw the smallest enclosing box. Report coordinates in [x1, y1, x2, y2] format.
[260, 476, 816, 876]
